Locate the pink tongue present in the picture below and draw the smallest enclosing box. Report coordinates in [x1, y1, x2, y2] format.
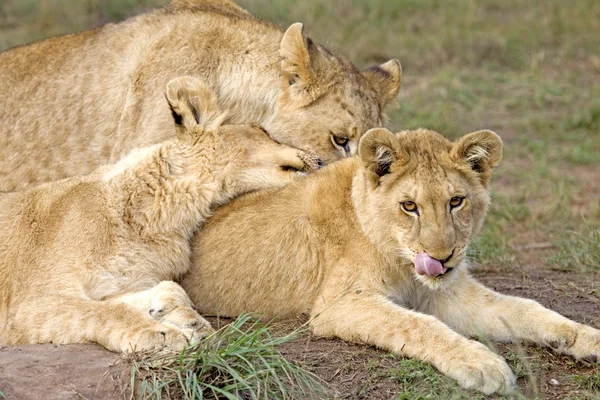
[415, 253, 447, 276]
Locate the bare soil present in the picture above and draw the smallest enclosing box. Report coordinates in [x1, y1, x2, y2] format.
[0, 344, 129, 399]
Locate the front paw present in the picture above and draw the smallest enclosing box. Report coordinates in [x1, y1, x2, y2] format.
[123, 325, 190, 353]
[566, 324, 600, 364]
[161, 307, 215, 343]
[442, 341, 516, 395]
[148, 281, 194, 319]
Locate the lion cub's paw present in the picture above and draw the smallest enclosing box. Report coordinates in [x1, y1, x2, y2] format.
[568, 324, 600, 364]
[124, 325, 189, 353]
[148, 281, 194, 319]
[161, 307, 215, 343]
[444, 342, 516, 395]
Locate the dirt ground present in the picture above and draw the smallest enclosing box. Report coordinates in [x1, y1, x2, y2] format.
[0, 344, 129, 399]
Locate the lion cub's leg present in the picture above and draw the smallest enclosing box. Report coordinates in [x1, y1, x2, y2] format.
[110, 281, 214, 341]
[425, 273, 600, 365]
[10, 295, 192, 353]
[311, 289, 515, 395]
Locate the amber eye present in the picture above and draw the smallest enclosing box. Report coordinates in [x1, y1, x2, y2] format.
[401, 201, 418, 214]
[449, 196, 464, 209]
[331, 134, 349, 148]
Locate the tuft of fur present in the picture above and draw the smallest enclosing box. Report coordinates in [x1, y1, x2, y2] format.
[0, 0, 402, 192]
[0, 77, 317, 353]
[182, 127, 600, 395]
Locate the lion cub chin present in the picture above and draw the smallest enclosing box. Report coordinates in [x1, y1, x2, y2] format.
[0, 76, 317, 353]
[183, 127, 600, 395]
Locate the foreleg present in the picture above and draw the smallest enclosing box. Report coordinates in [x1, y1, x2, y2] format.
[110, 281, 214, 340]
[424, 272, 600, 364]
[310, 289, 515, 395]
[7, 295, 192, 353]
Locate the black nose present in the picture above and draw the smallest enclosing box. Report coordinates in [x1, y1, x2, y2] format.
[316, 158, 324, 168]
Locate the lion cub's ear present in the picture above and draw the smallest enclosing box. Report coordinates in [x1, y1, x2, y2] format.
[165, 76, 227, 139]
[280, 23, 313, 89]
[452, 130, 503, 186]
[362, 59, 403, 109]
[359, 127, 403, 183]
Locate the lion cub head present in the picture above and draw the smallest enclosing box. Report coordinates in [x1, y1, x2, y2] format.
[353, 127, 502, 289]
[266, 23, 402, 165]
[166, 76, 318, 200]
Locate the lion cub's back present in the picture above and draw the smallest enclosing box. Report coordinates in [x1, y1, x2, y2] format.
[0, 179, 113, 286]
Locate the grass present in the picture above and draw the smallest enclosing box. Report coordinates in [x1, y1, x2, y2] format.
[0, 0, 165, 49]
[362, 352, 539, 400]
[546, 225, 600, 272]
[569, 370, 600, 400]
[131, 314, 328, 399]
[468, 193, 524, 270]
[363, 355, 469, 399]
[571, 370, 600, 393]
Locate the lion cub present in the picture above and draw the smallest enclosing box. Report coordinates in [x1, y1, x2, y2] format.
[0, 76, 316, 353]
[183, 127, 600, 395]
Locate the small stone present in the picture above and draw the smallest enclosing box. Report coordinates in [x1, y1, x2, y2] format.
[549, 378, 560, 386]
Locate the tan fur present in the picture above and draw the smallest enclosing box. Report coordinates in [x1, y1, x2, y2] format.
[0, 77, 317, 353]
[182, 128, 600, 394]
[0, 0, 401, 192]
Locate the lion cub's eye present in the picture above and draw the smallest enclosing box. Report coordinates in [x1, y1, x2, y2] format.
[333, 135, 349, 147]
[449, 196, 465, 209]
[401, 201, 418, 214]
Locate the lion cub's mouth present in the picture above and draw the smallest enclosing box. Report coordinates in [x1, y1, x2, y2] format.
[436, 266, 453, 277]
[414, 252, 454, 278]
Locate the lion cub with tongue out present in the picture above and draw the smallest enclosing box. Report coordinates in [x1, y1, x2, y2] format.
[183, 127, 600, 395]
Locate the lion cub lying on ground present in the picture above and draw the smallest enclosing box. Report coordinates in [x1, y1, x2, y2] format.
[183, 127, 600, 394]
[0, 77, 316, 353]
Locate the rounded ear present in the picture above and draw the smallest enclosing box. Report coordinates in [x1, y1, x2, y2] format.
[358, 128, 402, 181]
[165, 76, 227, 135]
[362, 59, 402, 108]
[452, 129, 503, 186]
[279, 23, 313, 87]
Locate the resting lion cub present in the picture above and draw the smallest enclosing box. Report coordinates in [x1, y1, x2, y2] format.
[0, 76, 316, 353]
[0, 0, 401, 191]
[183, 128, 600, 394]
